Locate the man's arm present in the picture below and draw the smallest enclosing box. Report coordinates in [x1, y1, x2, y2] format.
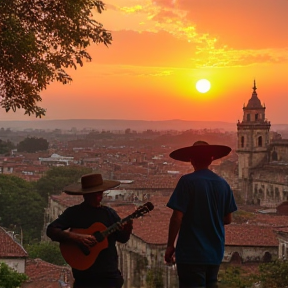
[46, 223, 97, 247]
[115, 220, 133, 243]
[223, 213, 232, 225]
[165, 210, 183, 263]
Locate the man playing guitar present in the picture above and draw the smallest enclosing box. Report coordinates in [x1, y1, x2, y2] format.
[46, 173, 133, 288]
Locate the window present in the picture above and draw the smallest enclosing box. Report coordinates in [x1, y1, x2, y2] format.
[247, 114, 250, 121]
[272, 150, 278, 161]
[258, 136, 262, 147]
[241, 136, 244, 148]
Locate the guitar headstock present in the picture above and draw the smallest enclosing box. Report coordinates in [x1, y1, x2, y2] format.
[132, 202, 154, 219]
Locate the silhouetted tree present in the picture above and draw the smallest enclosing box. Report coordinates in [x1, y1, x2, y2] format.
[35, 166, 92, 201]
[25, 242, 66, 266]
[0, 0, 111, 117]
[17, 136, 49, 152]
[0, 174, 45, 243]
[0, 139, 14, 154]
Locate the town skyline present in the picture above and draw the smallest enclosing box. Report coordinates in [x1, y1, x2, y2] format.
[1, 0, 287, 124]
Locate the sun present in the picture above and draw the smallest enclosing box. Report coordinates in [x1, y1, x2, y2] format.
[196, 79, 211, 93]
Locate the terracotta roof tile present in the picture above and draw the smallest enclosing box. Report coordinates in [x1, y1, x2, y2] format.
[0, 227, 27, 258]
[111, 197, 171, 245]
[225, 224, 278, 247]
[23, 258, 73, 288]
[25, 258, 72, 281]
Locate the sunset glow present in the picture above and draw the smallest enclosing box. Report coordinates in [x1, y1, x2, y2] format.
[1, 0, 288, 124]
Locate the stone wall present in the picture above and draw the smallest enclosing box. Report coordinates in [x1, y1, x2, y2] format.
[250, 164, 288, 207]
[224, 245, 277, 263]
[118, 234, 177, 288]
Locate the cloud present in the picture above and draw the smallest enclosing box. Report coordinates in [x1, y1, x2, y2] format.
[95, 0, 288, 69]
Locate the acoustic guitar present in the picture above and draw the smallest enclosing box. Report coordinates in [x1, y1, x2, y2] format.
[60, 202, 154, 270]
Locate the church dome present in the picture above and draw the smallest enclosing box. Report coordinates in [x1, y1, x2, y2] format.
[246, 80, 263, 109]
[247, 94, 262, 108]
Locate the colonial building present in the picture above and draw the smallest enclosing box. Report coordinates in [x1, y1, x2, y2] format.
[237, 81, 288, 207]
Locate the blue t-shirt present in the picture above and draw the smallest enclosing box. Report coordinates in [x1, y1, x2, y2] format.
[167, 169, 237, 265]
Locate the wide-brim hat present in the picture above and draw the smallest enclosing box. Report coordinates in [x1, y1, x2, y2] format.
[63, 173, 120, 195]
[169, 140, 231, 162]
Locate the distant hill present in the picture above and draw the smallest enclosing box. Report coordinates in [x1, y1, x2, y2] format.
[0, 119, 287, 132]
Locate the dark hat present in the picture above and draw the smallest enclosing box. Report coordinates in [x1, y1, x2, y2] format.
[169, 141, 231, 162]
[63, 173, 120, 195]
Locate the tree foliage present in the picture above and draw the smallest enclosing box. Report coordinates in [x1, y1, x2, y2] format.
[0, 174, 45, 243]
[146, 267, 164, 288]
[220, 261, 288, 288]
[35, 166, 92, 201]
[219, 266, 256, 288]
[258, 259, 288, 288]
[0, 0, 112, 118]
[0, 262, 28, 288]
[17, 136, 49, 152]
[25, 242, 66, 266]
[0, 139, 15, 155]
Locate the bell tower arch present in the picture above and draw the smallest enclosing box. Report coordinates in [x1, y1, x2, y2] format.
[236, 81, 270, 203]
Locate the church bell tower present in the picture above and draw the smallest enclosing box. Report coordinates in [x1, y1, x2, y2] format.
[237, 81, 271, 202]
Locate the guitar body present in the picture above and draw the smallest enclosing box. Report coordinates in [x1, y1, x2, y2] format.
[60, 222, 108, 270]
[59, 202, 154, 271]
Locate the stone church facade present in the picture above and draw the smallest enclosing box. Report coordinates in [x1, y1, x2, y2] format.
[237, 81, 288, 207]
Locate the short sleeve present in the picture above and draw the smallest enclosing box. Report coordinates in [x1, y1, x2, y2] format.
[224, 185, 237, 215]
[167, 176, 192, 213]
[47, 207, 74, 230]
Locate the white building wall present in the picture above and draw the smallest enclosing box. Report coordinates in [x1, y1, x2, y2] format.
[0, 258, 26, 273]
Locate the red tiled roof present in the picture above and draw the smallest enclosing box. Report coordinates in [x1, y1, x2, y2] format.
[249, 213, 288, 226]
[25, 258, 72, 281]
[0, 227, 27, 258]
[111, 196, 171, 245]
[23, 258, 73, 288]
[51, 193, 83, 208]
[225, 224, 279, 247]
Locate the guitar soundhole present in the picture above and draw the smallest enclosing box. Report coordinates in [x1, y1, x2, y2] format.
[93, 231, 105, 242]
[78, 243, 90, 256]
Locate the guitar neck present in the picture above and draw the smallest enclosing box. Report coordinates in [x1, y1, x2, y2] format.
[99, 202, 153, 239]
[101, 215, 133, 238]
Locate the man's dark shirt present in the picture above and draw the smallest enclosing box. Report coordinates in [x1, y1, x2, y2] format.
[47, 202, 130, 285]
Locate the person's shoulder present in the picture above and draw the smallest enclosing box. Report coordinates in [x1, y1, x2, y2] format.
[101, 205, 120, 220]
[181, 172, 195, 180]
[101, 205, 118, 215]
[210, 171, 232, 188]
[65, 202, 85, 212]
[101, 204, 114, 211]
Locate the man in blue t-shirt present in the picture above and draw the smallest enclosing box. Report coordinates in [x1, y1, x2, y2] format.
[165, 141, 237, 288]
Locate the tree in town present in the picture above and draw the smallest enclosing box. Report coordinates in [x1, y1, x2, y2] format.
[0, 0, 112, 118]
[35, 166, 92, 202]
[0, 174, 45, 243]
[218, 266, 256, 288]
[0, 139, 15, 155]
[0, 262, 28, 288]
[258, 259, 288, 288]
[17, 136, 49, 152]
[25, 242, 66, 266]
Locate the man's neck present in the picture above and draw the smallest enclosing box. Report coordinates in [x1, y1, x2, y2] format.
[193, 166, 209, 171]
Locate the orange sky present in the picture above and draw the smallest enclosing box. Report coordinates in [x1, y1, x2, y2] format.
[1, 0, 288, 124]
